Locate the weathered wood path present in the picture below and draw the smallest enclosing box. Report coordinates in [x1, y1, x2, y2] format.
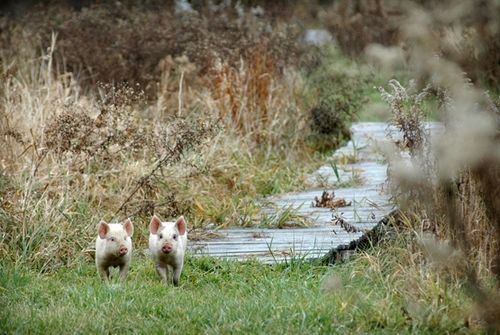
[188, 123, 400, 263]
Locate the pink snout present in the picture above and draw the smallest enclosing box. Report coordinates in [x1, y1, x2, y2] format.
[161, 244, 173, 254]
[119, 246, 128, 256]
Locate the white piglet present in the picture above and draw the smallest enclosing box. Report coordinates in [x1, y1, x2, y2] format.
[148, 215, 187, 286]
[95, 219, 134, 282]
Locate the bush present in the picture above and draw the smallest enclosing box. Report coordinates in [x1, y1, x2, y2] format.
[303, 46, 372, 151]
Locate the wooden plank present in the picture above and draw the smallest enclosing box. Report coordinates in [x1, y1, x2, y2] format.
[190, 224, 377, 236]
[191, 234, 362, 245]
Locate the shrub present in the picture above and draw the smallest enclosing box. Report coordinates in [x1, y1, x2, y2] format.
[303, 46, 372, 151]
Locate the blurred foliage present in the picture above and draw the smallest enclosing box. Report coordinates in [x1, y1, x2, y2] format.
[1, 1, 302, 95]
[303, 46, 372, 151]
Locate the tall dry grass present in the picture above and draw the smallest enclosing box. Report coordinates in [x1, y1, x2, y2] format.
[368, 0, 499, 330]
[0, 3, 320, 272]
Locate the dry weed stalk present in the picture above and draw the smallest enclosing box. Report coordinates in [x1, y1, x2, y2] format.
[210, 49, 274, 133]
[381, 78, 499, 330]
[376, 9, 499, 329]
[208, 52, 307, 156]
[379, 79, 432, 157]
[114, 118, 219, 218]
[0, 39, 221, 270]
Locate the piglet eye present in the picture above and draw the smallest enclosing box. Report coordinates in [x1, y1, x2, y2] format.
[158, 234, 163, 239]
[110, 237, 115, 242]
[173, 234, 178, 240]
[123, 236, 127, 241]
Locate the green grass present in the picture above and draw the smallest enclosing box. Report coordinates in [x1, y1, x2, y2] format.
[1, 241, 475, 334]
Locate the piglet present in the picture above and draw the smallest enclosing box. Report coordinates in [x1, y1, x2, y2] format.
[95, 219, 134, 282]
[148, 215, 187, 286]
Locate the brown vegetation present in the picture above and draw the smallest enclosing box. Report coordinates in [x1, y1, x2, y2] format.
[1, 1, 302, 92]
[0, 1, 327, 271]
[372, 0, 500, 329]
[323, 0, 499, 86]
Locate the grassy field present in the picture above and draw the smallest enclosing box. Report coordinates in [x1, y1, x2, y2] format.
[1, 238, 474, 334]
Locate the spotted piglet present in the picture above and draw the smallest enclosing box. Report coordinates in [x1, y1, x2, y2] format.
[148, 215, 187, 286]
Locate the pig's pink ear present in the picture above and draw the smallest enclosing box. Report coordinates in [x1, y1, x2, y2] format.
[123, 218, 134, 237]
[98, 221, 109, 239]
[149, 215, 162, 234]
[176, 216, 186, 235]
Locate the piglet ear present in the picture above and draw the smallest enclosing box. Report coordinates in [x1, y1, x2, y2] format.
[97, 221, 109, 239]
[176, 216, 186, 235]
[123, 218, 134, 237]
[149, 215, 162, 234]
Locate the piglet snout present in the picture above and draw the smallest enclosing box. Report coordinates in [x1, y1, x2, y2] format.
[119, 246, 128, 256]
[161, 244, 173, 254]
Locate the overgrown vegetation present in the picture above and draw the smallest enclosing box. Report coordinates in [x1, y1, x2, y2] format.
[371, 0, 500, 331]
[322, 0, 499, 87]
[0, 1, 367, 271]
[1, 1, 301, 91]
[0, 0, 499, 333]
[303, 46, 372, 151]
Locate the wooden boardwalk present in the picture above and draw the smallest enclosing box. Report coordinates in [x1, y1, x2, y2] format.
[188, 123, 406, 263]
